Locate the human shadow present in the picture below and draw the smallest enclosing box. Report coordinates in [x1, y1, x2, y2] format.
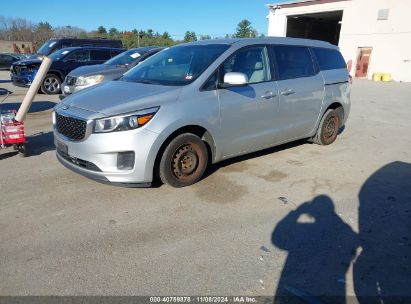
[272, 195, 358, 304]
[354, 161, 411, 304]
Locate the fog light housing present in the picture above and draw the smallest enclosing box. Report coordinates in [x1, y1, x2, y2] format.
[117, 151, 135, 170]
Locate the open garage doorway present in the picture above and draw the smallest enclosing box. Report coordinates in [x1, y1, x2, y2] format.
[286, 10, 343, 45]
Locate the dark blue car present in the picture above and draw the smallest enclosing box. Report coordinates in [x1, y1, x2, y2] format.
[10, 47, 124, 94]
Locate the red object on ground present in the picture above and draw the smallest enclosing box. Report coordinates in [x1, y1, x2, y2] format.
[0, 110, 26, 146]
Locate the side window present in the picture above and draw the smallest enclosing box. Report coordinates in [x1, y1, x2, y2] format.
[202, 71, 218, 91]
[274, 46, 315, 80]
[220, 46, 271, 84]
[61, 43, 72, 48]
[110, 49, 122, 57]
[65, 50, 90, 62]
[90, 50, 111, 61]
[313, 48, 346, 71]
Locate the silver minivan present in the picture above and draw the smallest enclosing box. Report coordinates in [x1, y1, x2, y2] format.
[53, 38, 350, 187]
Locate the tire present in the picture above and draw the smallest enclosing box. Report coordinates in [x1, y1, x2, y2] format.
[41, 74, 61, 95]
[159, 133, 208, 187]
[313, 109, 341, 145]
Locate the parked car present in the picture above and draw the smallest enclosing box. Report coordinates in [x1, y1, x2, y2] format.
[61, 46, 164, 98]
[0, 53, 24, 70]
[10, 47, 124, 94]
[35, 38, 123, 58]
[53, 38, 350, 187]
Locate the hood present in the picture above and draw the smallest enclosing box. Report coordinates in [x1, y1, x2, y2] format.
[14, 59, 42, 66]
[68, 64, 126, 77]
[61, 80, 182, 116]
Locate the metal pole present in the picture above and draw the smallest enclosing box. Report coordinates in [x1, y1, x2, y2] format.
[15, 57, 52, 122]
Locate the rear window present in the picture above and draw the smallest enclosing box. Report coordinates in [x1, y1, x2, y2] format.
[273, 46, 315, 80]
[313, 48, 346, 71]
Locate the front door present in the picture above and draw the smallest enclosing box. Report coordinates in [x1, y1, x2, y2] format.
[62, 49, 92, 75]
[218, 45, 280, 157]
[355, 47, 372, 78]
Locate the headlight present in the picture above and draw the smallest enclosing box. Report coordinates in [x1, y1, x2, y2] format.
[93, 107, 159, 133]
[75, 75, 104, 86]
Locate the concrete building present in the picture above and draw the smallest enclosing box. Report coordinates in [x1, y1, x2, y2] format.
[0, 40, 33, 54]
[267, 0, 411, 82]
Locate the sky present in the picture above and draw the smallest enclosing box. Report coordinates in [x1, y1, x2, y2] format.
[1, 0, 282, 39]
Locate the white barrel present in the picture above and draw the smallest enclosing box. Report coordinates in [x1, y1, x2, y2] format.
[15, 57, 53, 122]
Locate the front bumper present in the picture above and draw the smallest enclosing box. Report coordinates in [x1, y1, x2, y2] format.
[53, 126, 165, 186]
[10, 73, 33, 88]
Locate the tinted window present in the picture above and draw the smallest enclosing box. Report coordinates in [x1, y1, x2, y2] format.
[91, 50, 111, 61]
[274, 46, 315, 80]
[313, 48, 346, 71]
[122, 44, 229, 86]
[0, 55, 13, 63]
[202, 72, 218, 91]
[220, 46, 271, 84]
[65, 50, 90, 62]
[37, 39, 58, 55]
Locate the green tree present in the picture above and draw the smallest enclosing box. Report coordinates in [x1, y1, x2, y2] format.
[200, 35, 211, 40]
[162, 32, 171, 40]
[184, 31, 197, 42]
[235, 19, 257, 38]
[108, 27, 119, 38]
[97, 26, 107, 35]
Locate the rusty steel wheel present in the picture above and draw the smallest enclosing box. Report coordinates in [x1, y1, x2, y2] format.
[159, 133, 208, 187]
[313, 109, 341, 145]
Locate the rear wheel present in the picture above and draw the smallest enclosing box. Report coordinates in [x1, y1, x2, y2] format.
[313, 109, 341, 145]
[41, 74, 61, 95]
[159, 133, 208, 187]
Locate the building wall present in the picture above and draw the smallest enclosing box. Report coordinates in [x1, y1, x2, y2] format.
[267, 0, 411, 82]
[0, 40, 33, 53]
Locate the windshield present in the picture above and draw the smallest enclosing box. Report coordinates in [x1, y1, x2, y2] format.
[49, 49, 71, 61]
[37, 39, 58, 55]
[105, 49, 146, 66]
[121, 44, 229, 86]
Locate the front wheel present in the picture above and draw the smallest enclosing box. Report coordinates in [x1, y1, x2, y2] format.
[159, 133, 208, 187]
[41, 74, 61, 95]
[312, 109, 341, 145]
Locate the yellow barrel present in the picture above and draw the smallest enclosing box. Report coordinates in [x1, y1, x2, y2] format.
[382, 73, 392, 82]
[373, 73, 382, 81]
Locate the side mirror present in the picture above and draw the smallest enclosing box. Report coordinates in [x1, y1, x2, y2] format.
[220, 72, 248, 88]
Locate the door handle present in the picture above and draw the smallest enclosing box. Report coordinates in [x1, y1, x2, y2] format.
[281, 89, 295, 96]
[261, 91, 277, 99]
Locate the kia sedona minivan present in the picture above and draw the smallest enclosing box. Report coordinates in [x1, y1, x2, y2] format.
[53, 38, 350, 188]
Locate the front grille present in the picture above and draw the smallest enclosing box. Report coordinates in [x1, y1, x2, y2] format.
[56, 113, 87, 141]
[65, 76, 77, 85]
[13, 65, 26, 75]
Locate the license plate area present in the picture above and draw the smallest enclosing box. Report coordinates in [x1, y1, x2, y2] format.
[56, 140, 68, 155]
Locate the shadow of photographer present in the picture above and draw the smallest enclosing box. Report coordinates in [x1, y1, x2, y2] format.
[271, 161, 411, 303]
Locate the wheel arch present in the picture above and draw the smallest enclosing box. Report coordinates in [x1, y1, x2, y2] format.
[152, 124, 217, 183]
[323, 102, 344, 127]
[46, 70, 64, 81]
